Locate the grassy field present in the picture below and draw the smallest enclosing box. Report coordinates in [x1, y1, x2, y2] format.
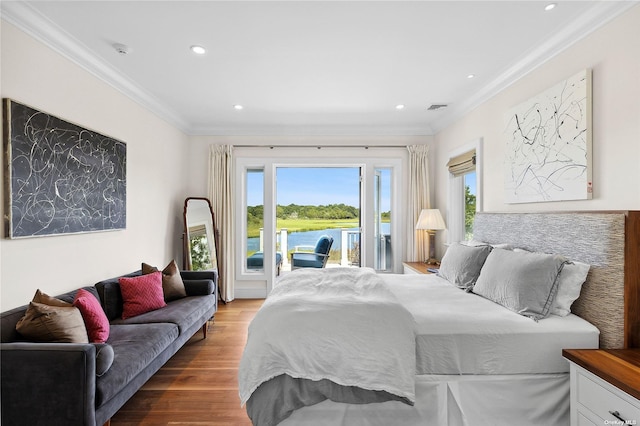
[248, 218, 360, 238]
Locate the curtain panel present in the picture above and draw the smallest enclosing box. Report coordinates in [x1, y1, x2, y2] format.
[209, 145, 235, 302]
[406, 145, 431, 262]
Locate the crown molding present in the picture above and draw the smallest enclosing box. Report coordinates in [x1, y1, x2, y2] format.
[188, 123, 434, 137]
[428, 1, 638, 134]
[1, 1, 191, 134]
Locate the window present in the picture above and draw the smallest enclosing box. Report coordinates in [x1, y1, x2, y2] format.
[246, 169, 264, 273]
[374, 168, 392, 271]
[463, 171, 477, 239]
[236, 151, 404, 296]
[448, 139, 482, 243]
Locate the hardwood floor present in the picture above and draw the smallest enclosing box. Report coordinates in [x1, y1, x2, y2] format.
[111, 299, 263, 426]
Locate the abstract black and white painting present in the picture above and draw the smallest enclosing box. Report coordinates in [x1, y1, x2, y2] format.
[3, 99, 126, 238]
[504, 69, 592, 204]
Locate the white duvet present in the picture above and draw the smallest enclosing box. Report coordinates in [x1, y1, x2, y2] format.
[238, 267, 417, 406]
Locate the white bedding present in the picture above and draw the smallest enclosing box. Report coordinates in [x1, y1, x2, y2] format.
[280, 373, 571, 426]
[238, 268, 416, 406]
[383, 273, 600, 375]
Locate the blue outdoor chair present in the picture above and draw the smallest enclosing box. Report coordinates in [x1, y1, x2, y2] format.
[246, 252, 283, 275]
[290, 235, 334, 269]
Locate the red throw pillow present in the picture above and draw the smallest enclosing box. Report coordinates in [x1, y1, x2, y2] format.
[119, 272, 166, 319]
[74, 289, 110, 343]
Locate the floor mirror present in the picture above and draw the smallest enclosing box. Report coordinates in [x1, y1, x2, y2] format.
[183, 197, 220, 277]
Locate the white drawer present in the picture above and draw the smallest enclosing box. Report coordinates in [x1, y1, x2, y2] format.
[576, 368, 640, 424]
[576, 411, 597, 426]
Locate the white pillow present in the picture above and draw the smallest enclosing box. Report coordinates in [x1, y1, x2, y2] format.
[473, 248, 567, 321]
[551, 261, 590, 317]
[439, 243, 492, 291]
[513, 248, 590, 317]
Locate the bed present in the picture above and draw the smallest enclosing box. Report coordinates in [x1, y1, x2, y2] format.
[239, 211, 640, 426]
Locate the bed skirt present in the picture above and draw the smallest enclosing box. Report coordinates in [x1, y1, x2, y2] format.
[279, 373, 570, 426]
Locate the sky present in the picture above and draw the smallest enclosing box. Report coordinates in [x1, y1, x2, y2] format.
[247, 167, 391, 210]
[248, 167, 475, 209]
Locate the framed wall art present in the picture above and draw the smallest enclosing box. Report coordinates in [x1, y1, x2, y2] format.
[503, 69, 592, 204]
[3, 99, 127, 238]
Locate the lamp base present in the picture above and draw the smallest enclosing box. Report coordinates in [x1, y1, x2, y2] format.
[424, 230, 439, 266]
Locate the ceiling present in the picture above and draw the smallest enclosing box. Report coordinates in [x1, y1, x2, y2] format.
[1, 1, 635, 136]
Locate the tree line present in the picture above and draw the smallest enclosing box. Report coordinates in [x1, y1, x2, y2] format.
[247, 203, 391, 224]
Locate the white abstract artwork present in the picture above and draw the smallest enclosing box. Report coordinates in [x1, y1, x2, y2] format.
[504, 69, 592, 203]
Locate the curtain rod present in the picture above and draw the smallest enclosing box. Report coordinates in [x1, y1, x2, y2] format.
[232, 144, 407, 149]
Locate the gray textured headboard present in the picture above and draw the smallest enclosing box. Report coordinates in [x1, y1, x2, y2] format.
[473, 211, 639, 349]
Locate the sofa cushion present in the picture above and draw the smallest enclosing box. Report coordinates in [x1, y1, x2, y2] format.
[111, 294, 215, 335]
[96, 322, 179, 406]
[51, 286, 101, 306]
[94, 343, 115, 377]
[16, 302, 88, 343]
[142, 260, 187, 302]
[119, 272, 167, 319]
[95, 271, 142, 321]
[74, 289, 110, 343]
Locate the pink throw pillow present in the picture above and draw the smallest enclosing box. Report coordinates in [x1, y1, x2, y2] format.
[119, 272, 166, 319]
[74, 289, 110, 343]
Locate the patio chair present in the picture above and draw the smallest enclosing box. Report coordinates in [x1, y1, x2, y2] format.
[247, 252, 283, 276]
[290, 235, 334, 269]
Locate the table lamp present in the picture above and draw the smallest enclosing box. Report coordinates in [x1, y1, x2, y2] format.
[415, 209, 446, 264]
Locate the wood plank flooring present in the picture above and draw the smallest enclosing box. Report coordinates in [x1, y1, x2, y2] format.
[111, 299, 263, 426]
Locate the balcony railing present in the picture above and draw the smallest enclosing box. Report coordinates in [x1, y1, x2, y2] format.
[252, 228, 392, 272]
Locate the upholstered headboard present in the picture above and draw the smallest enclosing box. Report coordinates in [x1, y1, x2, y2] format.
[473, 211, 639, 349]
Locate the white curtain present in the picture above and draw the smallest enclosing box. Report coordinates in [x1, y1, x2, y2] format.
[406, 145, 431, 262]
[208, 145, 235, 302]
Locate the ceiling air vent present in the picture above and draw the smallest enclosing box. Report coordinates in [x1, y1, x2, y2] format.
[427, 104, 448, 111]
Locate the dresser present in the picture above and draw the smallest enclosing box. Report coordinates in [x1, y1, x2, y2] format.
[563, 349, 640, 426]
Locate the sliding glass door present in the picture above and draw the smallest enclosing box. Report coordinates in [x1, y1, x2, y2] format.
[236, 152, 403, 297]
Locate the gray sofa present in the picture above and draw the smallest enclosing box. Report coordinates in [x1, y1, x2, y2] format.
[0, 269, 217, 426]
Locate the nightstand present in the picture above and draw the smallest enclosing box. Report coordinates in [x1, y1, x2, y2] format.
[563, 349, 640, 426]
[402, 262, 439, 275]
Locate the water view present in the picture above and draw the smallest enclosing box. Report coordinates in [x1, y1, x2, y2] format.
[247, 223, 390, 253]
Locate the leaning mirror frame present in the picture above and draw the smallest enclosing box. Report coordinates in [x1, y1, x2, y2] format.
[183, 197, 221, 280]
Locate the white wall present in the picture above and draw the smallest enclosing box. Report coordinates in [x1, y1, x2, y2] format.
[433, 5, 640, 255]
[0, 21, 190, 310]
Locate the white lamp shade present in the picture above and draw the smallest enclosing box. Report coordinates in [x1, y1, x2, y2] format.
[415, 209, 446, 231]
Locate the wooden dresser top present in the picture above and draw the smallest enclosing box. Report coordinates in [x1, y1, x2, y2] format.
[563, 349, 640, 400]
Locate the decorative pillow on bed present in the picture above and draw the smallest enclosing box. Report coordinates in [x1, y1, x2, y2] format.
[551, 261, 591, 316]
[512, 249, 590, 317]
[142, 260, 187, 302]
[473, 249, 568, 321]
[119, 272, 167, 319]
[438, 243, 493, 290]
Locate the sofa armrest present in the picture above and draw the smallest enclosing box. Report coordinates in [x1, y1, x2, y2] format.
[181, 270, 217, 296]
[180, 270, 217, 283]
[1, 342, 97, 426]
[182, 279, 214, 296]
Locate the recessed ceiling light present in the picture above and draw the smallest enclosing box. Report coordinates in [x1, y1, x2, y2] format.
[190, 45, 206, 55]
[234, 105, 244, 110]
[467, 74, 476, 79]
[545, 3, 557, 11]
[395, 104, 405, 110]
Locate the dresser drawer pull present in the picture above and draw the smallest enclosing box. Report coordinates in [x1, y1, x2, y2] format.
[609, 410, 627, 422]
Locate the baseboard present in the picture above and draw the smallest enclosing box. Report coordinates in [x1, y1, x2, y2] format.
[234, 287, 267, 299]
